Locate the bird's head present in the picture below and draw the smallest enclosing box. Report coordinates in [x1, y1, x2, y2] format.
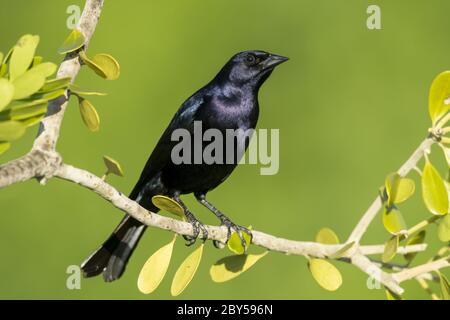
[217, 50, 289, 89]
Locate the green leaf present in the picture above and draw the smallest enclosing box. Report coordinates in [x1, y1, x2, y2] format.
[308, 259, 343, 292]
[171, 243, 204, 297]
[315, 228, 340, 245]
[152, 195, 185, 217]
[91, 54, 120, 80]
[438, 272, 450, 300]
[30, 62, 57, 78]
[103, 155, 124, 177]
[0, 121, 26, 141]
[9, 34, 40, 81]
[0, 100, 47, 121]
[137, 236, 176, 294]
[58, 29, 85, 54]
[79, 99, 100, 132]
[0, 142, 11, 155]
[31, 56, 43, 68]
[329, 242, 355, 259]
[0, 64, 7, 78]
[0, 79, 15, 111]
[227, 230, 251, 255]
[437, 214, 450, 242]
[69, 84, 107, 96]
[382, 235, 399, 263]
[385, 173, 416, 206]
[422, 161, 449, 215]
[20, 114, 45, 127]
[382, 208, 407, 235]
[28, 89, 66, 102]
[210, 252, 268, 283]
[404, 230, 426, 262]
[12, 71, 46, 100]
[39, 77, 71, 93]
[429, 71, 450, 125]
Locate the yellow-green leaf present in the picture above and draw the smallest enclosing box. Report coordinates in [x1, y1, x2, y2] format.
[58, 29, 85, 54]
[429, 71, 450, 124]
[31, 56, 43, 68]
[438, 272, 450, 300]
[382, 208, 407, 235]
[0, 142, 11, 155]
[103, 155, 124, 177]
[79, 99, 100, 132]
[69, 84, 107, 96]
[137, 236, 176, 294]
[91, 54, 120, 80]
[385, 173, 415, 206]
[0, 121, 26, 141]
[404, 231, 426, 262]
[79, 51, 107, 79]
[12, 70, 46, 100]
[382, 235, 399, 263]
[422, 161, 449, 215]
[308, 259, 342, 292]
[437, 214, 450, 242]
[227, 230, 251, 255]
[30, 62, 57, 78]
[9, 34, 40, 81]
[210, 252, 268, 283]
[329, 242, 355, 259]
[39, 77, 71, 93]
[171, 244, 204, 297]
[315, 228, 340, 245]
[152, 195, 184, 217]
[0, 78, 14, 111]
[20, 114, 45, 127]
[0, 100, 47, 121]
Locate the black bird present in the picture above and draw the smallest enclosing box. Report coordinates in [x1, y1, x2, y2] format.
[81, 50, 288, 282]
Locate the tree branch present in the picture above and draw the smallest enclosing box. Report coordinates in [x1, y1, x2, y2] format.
[0, 0, 447, 298]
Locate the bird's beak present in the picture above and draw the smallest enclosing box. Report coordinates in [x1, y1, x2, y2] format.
[261, 54, 289, 70]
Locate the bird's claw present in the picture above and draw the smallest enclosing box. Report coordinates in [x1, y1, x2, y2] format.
[183, 215, 208, 247]
[222, 219, 251, 254]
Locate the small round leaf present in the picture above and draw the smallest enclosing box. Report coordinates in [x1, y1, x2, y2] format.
[382, 208, 407, 235]
[152, 195, 184, 217]
[79, 99, 100, 132]
[58, 29, 85, 54]
[404, 230, 426, 262]
[9, 34, 40, 81]
[0, 121, 26, 141]
[385, 173, 415, 206]
[382, 235, 399, 263]
[227, 230, 251, 255]
[137, 236, 176, 294]
[91, 54, 120, 80]
[0, 79, 15, 111]
[103, 155, 124, 177]
[210, 252, 268, 283]
[308, 259, 343, 292]
[171, 244, 204, 297]
[315, 228, 340, 245]
[422, 161, 449, 215]
[429, 71, 450, 124]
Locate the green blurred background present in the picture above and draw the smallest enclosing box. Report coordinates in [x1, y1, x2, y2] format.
[0, 0, 449, 299]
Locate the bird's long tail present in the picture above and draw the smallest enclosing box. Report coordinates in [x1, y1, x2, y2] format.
[80, 215, 147, 282]
[81, 184, 161, 282]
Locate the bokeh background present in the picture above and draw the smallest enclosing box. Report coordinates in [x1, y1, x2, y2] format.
[0, 0, 449, 300]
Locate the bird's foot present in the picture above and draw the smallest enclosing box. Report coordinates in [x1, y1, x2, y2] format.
[183, 211, 208, 247]
[221, 218, 252, 254]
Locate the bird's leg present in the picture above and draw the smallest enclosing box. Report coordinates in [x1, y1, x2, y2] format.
[195, 194, 251, 253]
[173, 194, 208, 246]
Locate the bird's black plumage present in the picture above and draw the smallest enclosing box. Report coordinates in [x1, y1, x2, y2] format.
[81, 50, 288, 282]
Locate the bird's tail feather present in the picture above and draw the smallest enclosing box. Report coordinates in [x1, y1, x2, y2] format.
[81, 215, 147, 282]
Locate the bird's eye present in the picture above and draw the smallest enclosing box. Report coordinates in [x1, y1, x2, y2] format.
[245, 54, 257, 65]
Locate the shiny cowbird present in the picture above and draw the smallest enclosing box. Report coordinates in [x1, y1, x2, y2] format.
[81, 50, 288, 282]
